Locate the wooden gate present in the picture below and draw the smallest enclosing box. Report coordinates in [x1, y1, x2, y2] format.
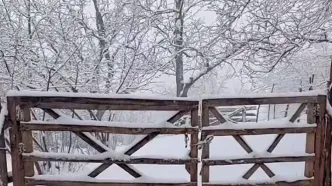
[4, 91, 332, 186]
[201, 94, 331, 186]
[7, 93, 199, 186]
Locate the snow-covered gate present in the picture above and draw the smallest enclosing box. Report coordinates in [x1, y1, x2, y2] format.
[201, 92, 331, 186]
[6, 91, 200, 186]
[4, 90, 332, 186]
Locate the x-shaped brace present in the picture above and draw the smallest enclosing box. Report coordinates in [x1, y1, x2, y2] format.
[42, 108, 140, 177]
[243, 103, 308, 178]
[43, 108, 189, 178]
[86, 110, 190, 178]
[210, 103, 307, 179]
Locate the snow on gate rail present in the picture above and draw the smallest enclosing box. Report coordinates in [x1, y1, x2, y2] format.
[3, 89, 331, 186]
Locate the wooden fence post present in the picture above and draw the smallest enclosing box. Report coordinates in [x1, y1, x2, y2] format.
[22, 107, 34, 178]
[0, 100, 8, 186]
[8, 97, 25, 186]
[189, 108, 198, 182]
[313, 95, 328, 186]
[201, 100, 210, 183]
[304, 103, 316, 177]
[323, 115, 332, 186]
[0, 126, 8, 186]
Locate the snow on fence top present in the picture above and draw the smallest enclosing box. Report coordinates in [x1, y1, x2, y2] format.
[7, 89, 326, 100]
[6, 90, 199, 101]
[201, 89, 326, 99]
[6, 90, 199, 110]
[5, 89, 327, 110]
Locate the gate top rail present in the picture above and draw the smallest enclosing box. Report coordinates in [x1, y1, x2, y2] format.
[7, 90, 199, 110]
[201, 90, 326, 106]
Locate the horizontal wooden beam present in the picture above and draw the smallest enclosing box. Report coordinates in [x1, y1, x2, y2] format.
[202, 180, 312, 186]
[20, 122, 198, 134]
[201, 127, 316, 136]
[25, 178, 196, 186]
[203, 95, 322, 106]
[15, 96, 199, 110]
[217, 106, 257, 112]
[209, 118, 257, 123]
[21, 123, 198, 134]
[202, 155, 314, 166]
[23, 153, 198, 165]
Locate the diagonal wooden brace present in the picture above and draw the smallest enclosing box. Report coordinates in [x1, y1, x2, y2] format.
[209, 107, 227, 124]
[242, 103, 307, 179]
[42, 108, 141, 178]
[87, 110, 191, 178]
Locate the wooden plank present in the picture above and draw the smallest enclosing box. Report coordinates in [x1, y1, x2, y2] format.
[168, 110, 190, 124]
[20, 122, 198, 134]
[233, 135, 252, 154]
[209, 118, 257, 124]
[16, 96, 199, 111]
[259, 164, 275, 178]
[25, 178, 196, 186]
[201, 102, 210, 183]
[201, 179, 312, 186]
[202, 127, 315, 136]
[0, 100, 8, 186]
[202, 155, 314, 165]
[8, 97, 25, 186]
[243, 164, 259, 179]
[267, 134, 285, 153]
[304, 103, 315, 178]
[88, 110, 188, 178]
[23, 154, 198, 164]
[22, 107, 34, 177]
[210, 113, 256, 118]
[217, 106, 257, 112]
[189, 108, 198, 182]
[209, 107, 226, 124]
[204, 95, 320, 106]
[289, 103, 307, 122]
[313, 95, 327, 186]
[0, 125, 8, 186]
[324, 116, 332, 186]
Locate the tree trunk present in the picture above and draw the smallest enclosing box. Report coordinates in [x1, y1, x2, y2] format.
[174, 0, 184, 97]
[92, 0, 113, 88]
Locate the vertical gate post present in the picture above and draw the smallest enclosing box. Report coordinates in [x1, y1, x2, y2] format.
[8, 98, 25, 186]
[201, 100, 210, 183]
[324, 115, 332, 186]
[305, 103, 316, 177]
[189, 107, 199, 182]
[313, 95, 329, 186]
[0, 103, 8, 186]
[0, 130, 8, 186]
[22, 107, 34, 178]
